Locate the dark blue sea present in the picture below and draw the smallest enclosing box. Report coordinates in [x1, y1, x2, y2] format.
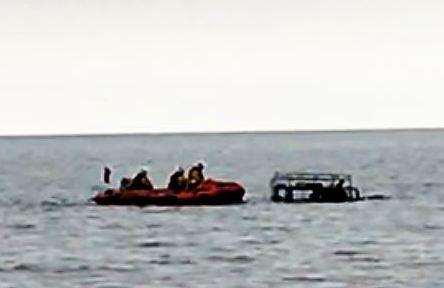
[1, 131, 443, 288]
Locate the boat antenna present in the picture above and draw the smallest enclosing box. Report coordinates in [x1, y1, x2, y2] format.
[103, 166, 111, 184]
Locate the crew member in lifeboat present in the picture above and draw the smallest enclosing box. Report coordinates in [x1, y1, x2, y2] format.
[167, 167, 187, 192]
[127, 170, 154, 190]
[187, 162, 205, 191]
[120, 177, 132, 190]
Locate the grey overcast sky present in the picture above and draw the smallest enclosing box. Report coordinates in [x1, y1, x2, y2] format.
[1, 0, 443, 135]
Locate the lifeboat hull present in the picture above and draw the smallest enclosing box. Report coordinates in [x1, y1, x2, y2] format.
[92, 179, 246, 206]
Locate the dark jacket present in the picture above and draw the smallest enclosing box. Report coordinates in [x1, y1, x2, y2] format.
[129, 171, 154, 190]
[168, 170, 186, 191]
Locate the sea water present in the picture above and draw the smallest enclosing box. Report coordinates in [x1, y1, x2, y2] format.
[0, 131, 443, 287]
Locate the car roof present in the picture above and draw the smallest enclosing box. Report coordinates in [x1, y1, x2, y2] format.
[273, 172, 352, 182]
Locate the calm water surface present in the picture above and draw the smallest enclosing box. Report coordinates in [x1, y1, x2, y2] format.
[0, 131, 443, 287]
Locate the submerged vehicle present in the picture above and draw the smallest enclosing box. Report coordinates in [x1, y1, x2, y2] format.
[270, 172, 363, 203]
[93, 179, 246, 206]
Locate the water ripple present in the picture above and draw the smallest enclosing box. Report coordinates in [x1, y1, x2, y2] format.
[136, 241, 177, 248]
[11, 263, 44, 273]
[207, 255, 255, 264]
[98, 264, 137, 272]
[282, 275, 326, 282]
[333, 250, 363, 256]
[7, 223, 36, 230]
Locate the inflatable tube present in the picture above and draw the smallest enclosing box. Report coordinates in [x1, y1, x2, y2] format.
[92, 179, 246, 206]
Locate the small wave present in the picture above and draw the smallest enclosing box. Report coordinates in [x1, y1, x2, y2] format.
[0, 199, 35, 210]
[178, 259, 196, 265]
[348, 256, 381, 263]
[40, 197, 86, 210]
[423, 182, 444, 188]
[148, 256, 196, 266]
[266, 239, 282, 245]
[333, 250, 363, 256]
[53, 265, 90, 274]
[364, 195, 391, 201]
[12, 263, 44, 273]
[90, 282, 132, 288]
[353, 240, 378, 245]
[241, 215, 258, 221]
[259, 226, 274, 232]
[98, 222, 127, 229]
[301, 217, 313, 223]
[211, 226, 225, 232]
[276, 226, 292, 232]
[207, 255, 255, 264]
[424, 224, 443, 230]
[282, 275, 326, 282]
[141, 207, 181, 214]
[8, 223, 36, 230]
[98, 264, 137, 272]
[334, 250, 381, 263]
[229, 267, 247, 274]
[136, 241, 176, 248]
[402, 260, 444, 268]
[209, 246, 236, 253]
[389, 174, 399, 180]
[241, 238, 262, 245]
[149, 259, 171, 265]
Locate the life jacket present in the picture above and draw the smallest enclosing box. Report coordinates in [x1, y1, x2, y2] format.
[187, 167, 204, 190]
[129, 172, 153, 190]
[168, 171, 186, 191]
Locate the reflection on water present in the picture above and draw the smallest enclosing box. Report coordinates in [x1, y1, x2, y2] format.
[1, 131, 444, 287]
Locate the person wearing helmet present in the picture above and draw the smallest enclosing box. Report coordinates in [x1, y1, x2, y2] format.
[128, 169, 154, 190]
[168, 167, 187, 192]
[187, 162, 205, 191]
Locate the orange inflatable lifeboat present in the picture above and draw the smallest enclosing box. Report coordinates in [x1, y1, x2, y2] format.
[92, 179, 246, 206]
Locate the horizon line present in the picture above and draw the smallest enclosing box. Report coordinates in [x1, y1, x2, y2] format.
[0, 127, 443, 139]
